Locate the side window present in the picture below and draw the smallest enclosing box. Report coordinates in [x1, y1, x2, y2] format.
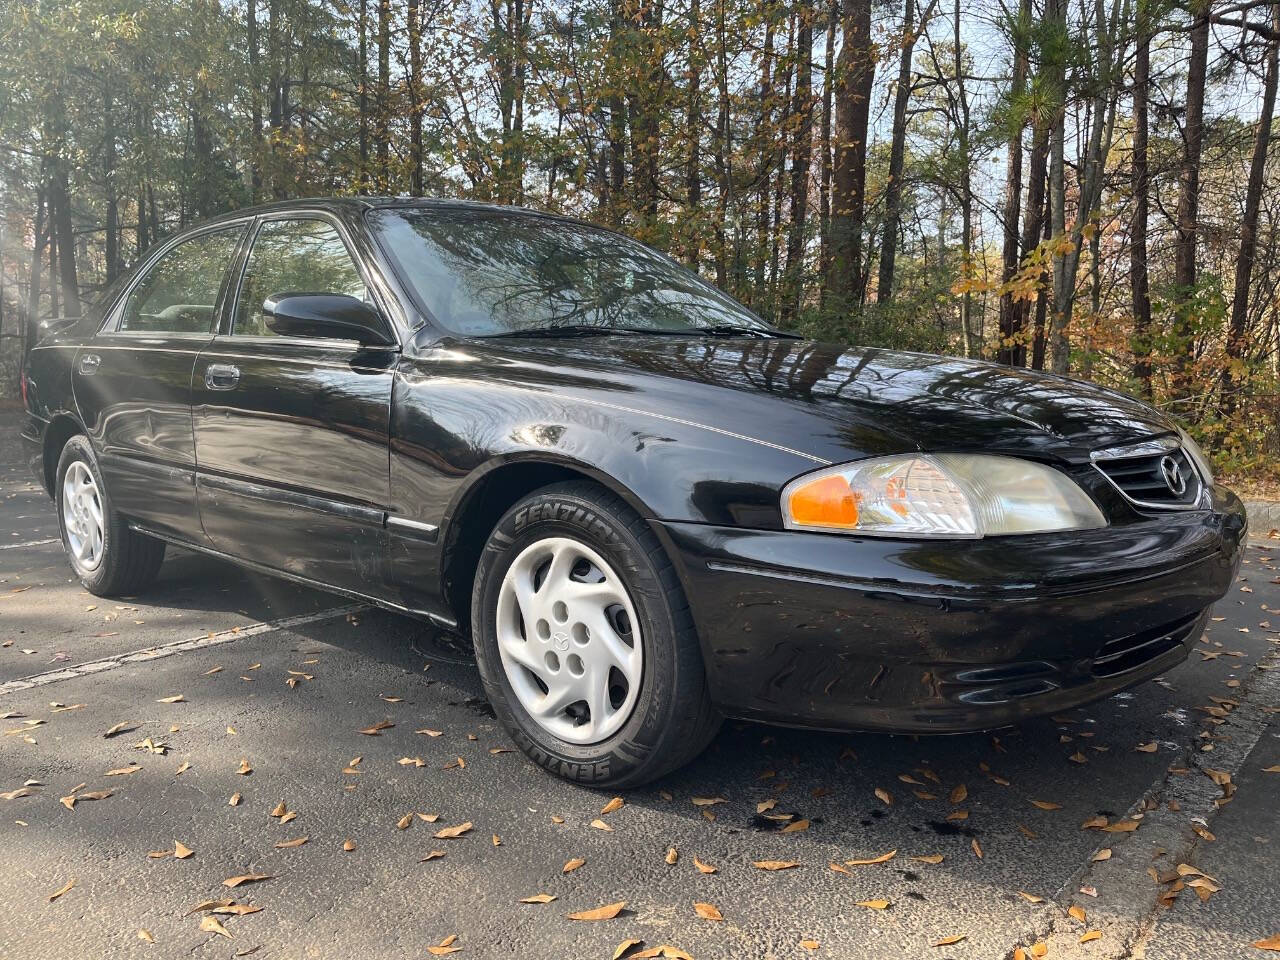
[233, 219, 368, 337]
[119, 228, 243, 333]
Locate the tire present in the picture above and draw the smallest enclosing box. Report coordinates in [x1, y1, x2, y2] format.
[55, 435, 165, 597]
[471, 481, 721, 787]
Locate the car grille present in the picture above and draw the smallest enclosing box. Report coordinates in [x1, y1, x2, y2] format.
[1091, 612, 1202, 678]
[1093, 446, 1202, 509]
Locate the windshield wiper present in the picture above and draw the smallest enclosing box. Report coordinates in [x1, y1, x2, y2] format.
[690, 324, 801, 339]
[479, 325, 648, 339]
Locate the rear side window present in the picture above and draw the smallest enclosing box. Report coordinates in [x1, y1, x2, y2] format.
[119, 227, 243, 333]
[233, 218, 368, 337]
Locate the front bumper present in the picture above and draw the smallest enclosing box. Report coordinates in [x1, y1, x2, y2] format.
[656, 486, 1246, 733]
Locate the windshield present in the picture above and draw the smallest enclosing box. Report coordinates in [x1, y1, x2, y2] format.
[370, 208, 771, 337]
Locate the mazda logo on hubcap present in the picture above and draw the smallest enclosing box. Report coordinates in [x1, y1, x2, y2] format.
[1160, 455, 1187, 496]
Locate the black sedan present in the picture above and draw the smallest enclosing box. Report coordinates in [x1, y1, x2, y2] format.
[21, 198, 1246, 786]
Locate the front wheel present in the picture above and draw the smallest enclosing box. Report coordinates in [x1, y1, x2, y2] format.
[55, 435, 165, 597]
[471, 481, 720, 787]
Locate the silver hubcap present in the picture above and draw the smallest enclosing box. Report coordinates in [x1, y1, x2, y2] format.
[495, 536, 643, 744]
[62, 461, 104, 572]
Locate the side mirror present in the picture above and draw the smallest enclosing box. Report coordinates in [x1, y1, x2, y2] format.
[262, 293, 394, 346]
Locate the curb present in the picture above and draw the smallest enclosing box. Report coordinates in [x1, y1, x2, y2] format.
[1244, 500, 1280, 538]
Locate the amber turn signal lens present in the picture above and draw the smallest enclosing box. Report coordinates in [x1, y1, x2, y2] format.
[786, 473, 860, 529]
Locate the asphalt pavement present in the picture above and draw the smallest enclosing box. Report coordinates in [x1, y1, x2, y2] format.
[1, 404, 1277, 960]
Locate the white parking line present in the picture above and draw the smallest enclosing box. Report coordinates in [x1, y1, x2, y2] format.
[0, 537, 58, 550]
[0, 604, 364, 695]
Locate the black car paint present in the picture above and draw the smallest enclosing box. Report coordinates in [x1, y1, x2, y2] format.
[22, 197, 1247, 734]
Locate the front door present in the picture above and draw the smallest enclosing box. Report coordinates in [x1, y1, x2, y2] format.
[191, 214, 399, 595]
[74, 223, 248, 540]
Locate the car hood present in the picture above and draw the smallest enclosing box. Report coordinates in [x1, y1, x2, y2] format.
[446, 335, 1177, 466]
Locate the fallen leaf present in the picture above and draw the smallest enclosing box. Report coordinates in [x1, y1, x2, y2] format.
[1018, 891, 1044, 904]
[434, 822, 472, 839]
[846, 850, 896, 866]
[1136, 742, 1158, 753]
[612, 940, 643, 960]
[756, 798, 777, 814]
[426, 934, 461, 955]
[691, 796, 726, 807]
[103, 722, 133, 738]
[48, 879, 75, 901]
[752, 860, 799, 870]
[1080, 930, 1101, 943]
[949, 785, 967, 804]
[397, 813, 414, 830]
[1030, 799, 1062, 811]
[1252, 935, 1280, 951]
[694, 902, 723, 921]
[417, 729, 443, 737]
[1069, 905, 1086, 923]
[156, 695, 185, 704]
[0, 788, 30, 801]
[1031, 943, 1048, 957]
[1081, 815, 1109, 829]
[236, 759, 252, 776]
[601, 797, 624, 815]
[175, 761, 191, 775]
[1092, 848, 1112, 862]
[874, 787, 894, 806]
[781, 818, 810, 833]
[223, 874, 273, 888]
[800, 940, 819, 951]
[200, 915, 232, 939]
[138, 929, 154, 943]
[946, 810, 969, 822]
[664, 847, 678, 865]
[274, 837, 308, 849]
[229, 793, 242, 806]
[1102, 819, 1140, 833]
[971, 838, 983, 859]
[855, 899, 890, 910]
[934, 935, 967, 947]
[174, 841, 194, 859]
[568, 901, 626, 921]
[693, 856, 716, 874]
[520, 893, 557, 904]
[912, 854, 944, 865]
[419, 850, 447, 862]
[563, 857, 585, 873]
[591, 819, 613, 832]
[343, 839, 355, 852]
[358, 720, 394, 736]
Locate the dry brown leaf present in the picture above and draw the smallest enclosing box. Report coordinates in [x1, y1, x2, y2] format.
[1069, 905, 1086, 923]
[694, 902, 723, 921]
[1102, 819, 1140, 833]
[692, 856, 716, 874]
[236, 759, 252, 776]
[855, 899, 890, 910]
[1136, 741, 1158, 753]
[971, 838, 983, 859]
[1081, 814, 1108, 829]
[185, 898, 233, 916]
[933, 935, 967, 947]
[223, 874, 273, 888]
[753, 860, 799, 870]
[591, 818, 614, 832]
[946, 810, 969, 822]
[568, 901, 626, 921]
[397, 813, 414, 830]
[358, 720, 394, 736]
[664, 847, 678, 865]
[632, 948, 694, 960]
[200, 915, 232, 939]
[1092, 848, 1113, 862]
[1, 788, 30, 801]
[1263, 765, 1280, 774]
[1080, 931, 1101, 943]
[419, 850, 446, 862]
[417, 729, 443, 737]
[1030, 799, 1062, 810]
[563, 857, 585, 873]
[1018, 891, 1044, 904]
[157, 695, 185, 704]
[343, 839, 355, 852]
[1251, 935, 1280, 951]
[756, 798, 777, 814]
[216, 905, 263, 917]
[1031, 943, 1048, 958]
[612, 940, 644, 960]
[274, 837, 308, 849]
[418, 813, 440, 823]
[874, 787, 894, 806]
[781, 818, 810, 833]
[105, 764, 141, 777]
[138, 929, 155, 944]
[520, 893, 557, 904]
[949, 785, 968, 804]
[799, 939, 819, 951]
[48, 878, 75, 902]
[846, 850, 896, 866]
[601, 796, 624, 815]
[279, 811, 296, 824]
[271, 801, 288, 818]
[175, 761, 191, 775]
[174, 841, 194, 859]
[434, 822, 473, 839]
[912, 854, 944, 865]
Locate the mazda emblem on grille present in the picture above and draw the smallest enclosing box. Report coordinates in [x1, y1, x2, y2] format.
[1159, 455, 1187, 496]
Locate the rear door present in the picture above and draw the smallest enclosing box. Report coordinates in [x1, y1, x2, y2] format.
[191, 213, 399, 595]
[74, 222, 248, 540]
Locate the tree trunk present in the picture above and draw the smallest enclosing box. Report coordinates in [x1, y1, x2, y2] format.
[25, 182, 46, 355]
[1171, 4, 1209, 400]
[104, 77, 120, 283]
[358, 0, 369, 193]
[817, 0, 837, 306]
[49, 156, 78, 314]
[1130, 11, 1152, 396]
[877, 0, 927, 303]
[782, 1, 814, 324]
[248, 0, 263, 200]
[1221, 2, 1279, 415]
[996, 0, 1030, 365]
[955, 0, 975, 356]
[409, 0, 424, 196]
[826, 0, 874, 314]
[376, 0, 391, 191]
[685, 0, 703, 265]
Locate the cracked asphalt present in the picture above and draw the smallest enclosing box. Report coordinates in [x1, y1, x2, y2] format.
[1, 405, 1277, 960]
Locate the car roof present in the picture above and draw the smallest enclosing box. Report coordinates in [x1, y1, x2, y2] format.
[198, 195, 577, 226]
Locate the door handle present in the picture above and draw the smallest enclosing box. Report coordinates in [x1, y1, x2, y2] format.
[204, 363, 240, 391]
[78, 353, 101, 376]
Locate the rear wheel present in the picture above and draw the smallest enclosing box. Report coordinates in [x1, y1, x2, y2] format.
[55, 436, 165, 597]
[471, 481, 720, 787]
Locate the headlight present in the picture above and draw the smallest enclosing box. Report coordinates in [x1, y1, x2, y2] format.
[781, 454, 1107, 538]
[1178, 429, 1214, 488]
